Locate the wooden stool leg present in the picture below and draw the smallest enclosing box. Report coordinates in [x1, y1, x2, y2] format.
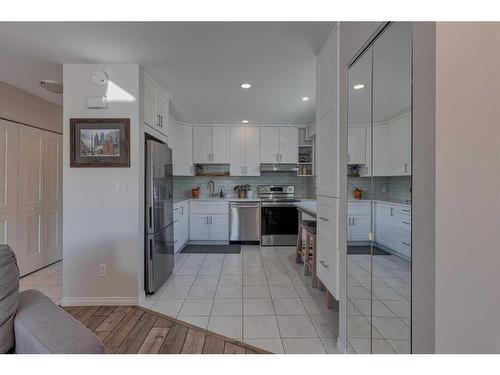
[304, 233, 310, 275]
[295, 225, 302, 263]
[311, 235, 318, 289]
[326, 290, 336, 309]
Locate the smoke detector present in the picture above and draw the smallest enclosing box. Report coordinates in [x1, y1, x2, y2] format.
[39, 80, 63, 94]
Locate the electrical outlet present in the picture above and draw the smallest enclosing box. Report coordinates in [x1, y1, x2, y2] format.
[99, 264, 107, 277]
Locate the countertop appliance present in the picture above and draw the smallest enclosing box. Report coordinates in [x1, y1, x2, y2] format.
[229, 201, 261, 243]
[145, 136, 174, 294]
[258, 185, 299, 246]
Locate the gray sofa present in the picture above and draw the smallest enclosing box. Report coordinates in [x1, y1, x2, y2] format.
[0, 245, 105, 354]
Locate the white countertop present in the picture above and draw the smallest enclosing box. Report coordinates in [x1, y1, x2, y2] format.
[348, 199, 411, 207]
[175, 197, 261, 204]
[294, 200, 317, 217]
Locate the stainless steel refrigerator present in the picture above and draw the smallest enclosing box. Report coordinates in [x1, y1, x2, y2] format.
[145, 137, 174, 294]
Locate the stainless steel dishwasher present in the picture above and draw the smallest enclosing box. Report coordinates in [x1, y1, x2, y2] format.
[229, 201, 261, 243]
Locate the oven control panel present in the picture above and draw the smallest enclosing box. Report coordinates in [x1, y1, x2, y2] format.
[258, 185, 295, 194]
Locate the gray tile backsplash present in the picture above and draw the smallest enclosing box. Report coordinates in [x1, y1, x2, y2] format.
[347, 175, 411, 202]
[174, 172, 314, 202]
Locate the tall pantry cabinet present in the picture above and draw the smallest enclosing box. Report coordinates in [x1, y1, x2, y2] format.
[0, 119, 62, 276]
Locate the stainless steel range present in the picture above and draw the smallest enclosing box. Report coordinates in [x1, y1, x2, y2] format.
[258, 185, 299, 246]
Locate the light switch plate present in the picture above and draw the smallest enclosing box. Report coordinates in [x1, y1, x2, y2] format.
[115, 180, 128, 192]
[86, 95, 108, 109]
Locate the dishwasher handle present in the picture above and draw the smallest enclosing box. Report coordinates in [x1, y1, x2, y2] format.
[230, 202, 261, 208]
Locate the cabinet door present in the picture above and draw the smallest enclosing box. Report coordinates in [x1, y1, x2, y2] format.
[260, 127, 280, 163]
[156, 92, 169, 136]
[0, 121, 18, 252]
[375, 203, 395, 249]
[279, 127, 298, 163]
[143, 75, 157, 128]
[212, 127, 231, 163]
[316, 109, 338, 197]
[230, 127, 245, 176]
[192, 127, 212, 163]
[372, 124, 390, 176]
[347, 127, 366, 165]
[349, 215, 370, 241]
[172, 122, 193, 176]
[389, 115, 411, 176]
[360, 126, 372, 177]
[43, 133, 62, 265]
[317, 29, 338, 119]
[244, 127, 260, 176]
[209, 215, 229, 241]
[189, 214, 210, 240]
[17, 126, 44, 276]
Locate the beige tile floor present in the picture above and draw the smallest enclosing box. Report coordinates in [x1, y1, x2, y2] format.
[18, 261, 63, 305]
[346, 252, 411, 354]
[140, 245, 340, 354]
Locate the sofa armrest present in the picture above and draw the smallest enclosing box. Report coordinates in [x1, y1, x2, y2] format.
[14, 289, 105, 354]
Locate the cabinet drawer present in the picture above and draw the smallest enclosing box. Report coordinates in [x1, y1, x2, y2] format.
[189, 201, 229, 214]
[395, 230, 411, 257]
[396, 206, 411, 216]
[317, 232, 334, 292]
[348, 201, 371, 215]
[317, 196, 338, 243]
[396, 213, 411, 232]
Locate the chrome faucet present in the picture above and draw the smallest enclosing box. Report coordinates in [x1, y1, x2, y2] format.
[207, 180, 215, 198]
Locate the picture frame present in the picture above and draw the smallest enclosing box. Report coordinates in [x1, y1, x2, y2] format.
[70, 118, 130, 168]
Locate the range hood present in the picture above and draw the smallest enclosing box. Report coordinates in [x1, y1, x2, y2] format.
[260, 163, 298, 173]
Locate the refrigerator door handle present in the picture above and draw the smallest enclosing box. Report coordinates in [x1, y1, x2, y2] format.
[148, 207, 153, 232]
[149, 238, 154, 260]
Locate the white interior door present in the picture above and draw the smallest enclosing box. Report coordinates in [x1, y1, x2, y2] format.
[279, 127, 298, 163]
[17, 125, 44, 276]
[0, 120, 18, 252]
[244, 127, 261, 176]
[192, 127, 212, 163]
[43, 133, 62, 265]
[230, 127, 245, 176]
[211, 127, 231, 163]
[260, 127, 280, 163]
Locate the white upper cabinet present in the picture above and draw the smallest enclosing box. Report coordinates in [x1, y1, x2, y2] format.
[192, 126, 230, 164]
[142, 72, 170, 137]
[260, 127, 280, 163]
[317, 28, 338, 120]
[192, 126, 212, 163]
[347, 127, 366, 165]
[171, 121, 193, 176]
[316, 27, 339, 198]
[259, 126, 297, 164]
[316, 109, 338, 197]
[231, 127, 261, 176]
[211, 127, 230, 163]
[279, 127, 298, 163]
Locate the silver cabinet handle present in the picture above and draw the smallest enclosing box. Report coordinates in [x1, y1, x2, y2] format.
[174, 208, 180, 211]
[401, 209, 410, 213]
[402, 221, 410, 225]
[319, 260, 329, 268]
[319, 216, 329, 221]
[159, 115, 163, 128]
[402, 241, 410, 246]
[206, 216, 209, 225]
[210, 216, 212, 224]
[276, 153, 279, 162]
[404, 163, 408, 173]
[352, 217, 355, 225]
[390, 207, 394, 216]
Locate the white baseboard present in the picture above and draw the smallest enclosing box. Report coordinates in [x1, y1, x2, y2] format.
[61, 296, 139, 307]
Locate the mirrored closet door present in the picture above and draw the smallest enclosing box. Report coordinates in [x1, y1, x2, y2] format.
[346, 22, 412, 354]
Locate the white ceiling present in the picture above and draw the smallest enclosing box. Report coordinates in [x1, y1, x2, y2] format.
[0, 22, 335, 124]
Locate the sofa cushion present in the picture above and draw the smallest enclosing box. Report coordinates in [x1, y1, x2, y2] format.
[14, 289, 105, 354]
[0, 245, 19, 354]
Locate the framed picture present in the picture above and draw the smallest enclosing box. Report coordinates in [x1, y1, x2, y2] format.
[70, 118, 130, 168]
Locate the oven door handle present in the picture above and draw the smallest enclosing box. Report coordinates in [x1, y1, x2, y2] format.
[261, 202, 298, 207]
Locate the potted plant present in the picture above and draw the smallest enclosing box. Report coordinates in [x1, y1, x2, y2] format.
[353, 187, 363, 200]
[351, 164, 360, 177]
[234, 184, 251, 199]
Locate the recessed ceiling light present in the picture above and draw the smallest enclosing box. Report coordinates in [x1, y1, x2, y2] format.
[302, 96, 309, 101]
[242, 120, 249, 123]
[353, 84, 365, 90]
[241, 83, 251, 89]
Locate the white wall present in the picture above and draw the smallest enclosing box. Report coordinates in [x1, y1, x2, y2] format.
[435, 22, 500, 353]
[62, 64, 142, 306]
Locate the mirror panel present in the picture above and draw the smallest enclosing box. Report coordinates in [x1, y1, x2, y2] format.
[346, 22, 412, 354]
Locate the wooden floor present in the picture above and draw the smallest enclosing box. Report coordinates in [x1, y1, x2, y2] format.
[62, 305, 268, 354]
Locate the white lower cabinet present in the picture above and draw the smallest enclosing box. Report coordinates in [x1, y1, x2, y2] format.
[188, 201, 229, 242]
[174, 201, 188, 253]
[375, 202, 396, 249]
[374, 202, 411, 258]
[316, 195, 339, 299]
[347, 201, 371, 241]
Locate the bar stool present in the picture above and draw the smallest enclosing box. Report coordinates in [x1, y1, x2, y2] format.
[295, 221, 318, 288]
